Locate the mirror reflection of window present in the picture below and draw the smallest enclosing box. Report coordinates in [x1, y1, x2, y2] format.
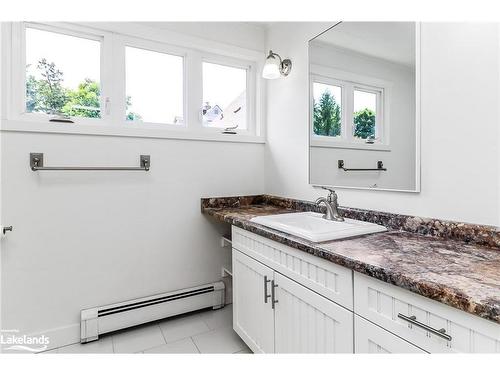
[353, 89, 377, 140]
[313, 82, 342, 137]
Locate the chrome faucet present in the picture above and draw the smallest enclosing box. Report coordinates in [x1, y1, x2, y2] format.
[315, 187, 344, 222]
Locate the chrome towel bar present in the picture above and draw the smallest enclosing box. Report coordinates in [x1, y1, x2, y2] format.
[30, 153, 150, 171]
[338, 159, 387, 171]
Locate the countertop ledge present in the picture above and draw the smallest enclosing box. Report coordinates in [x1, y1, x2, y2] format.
[201, 195, 500, 324]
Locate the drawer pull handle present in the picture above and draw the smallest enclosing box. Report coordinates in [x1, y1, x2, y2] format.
[271, 280, 278, 309]
[264, 276, 272, 304]
[397, 313, 452, 341]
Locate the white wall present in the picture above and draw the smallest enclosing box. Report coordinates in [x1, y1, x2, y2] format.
[0, 23, 265, 348]
[266, 22, 499, 226]
[1, 132, 264, 346]
[309, 43, 416, 190]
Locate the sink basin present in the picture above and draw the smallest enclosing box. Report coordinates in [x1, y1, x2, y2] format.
[250, 212, 387, 242]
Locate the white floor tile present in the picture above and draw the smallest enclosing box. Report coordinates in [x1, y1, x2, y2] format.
[159, 313, 211, 343]
[41, 305, 244, 355]
[143, 337, 200, 354]
[57, 337, 113, 354]
[112, 324, 165, 353]
[192, 326, 246, 354]
[201, 305, 233, 330]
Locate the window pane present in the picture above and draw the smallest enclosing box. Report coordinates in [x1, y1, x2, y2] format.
[353, 89, 377, 140]
[25, 27, 101, 118]
[312, 82, 342, 137]
[202, 62, 247, 129]
[126, 46, 183, 124]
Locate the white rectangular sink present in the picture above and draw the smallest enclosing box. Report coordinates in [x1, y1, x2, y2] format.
[250, 212, 387, 242]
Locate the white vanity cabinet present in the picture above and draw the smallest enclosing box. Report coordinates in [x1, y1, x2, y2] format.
[232, 228, 354, 353]
[231, 226, 500, 354]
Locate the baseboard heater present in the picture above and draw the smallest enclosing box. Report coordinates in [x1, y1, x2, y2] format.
[80, 282, 225, 343]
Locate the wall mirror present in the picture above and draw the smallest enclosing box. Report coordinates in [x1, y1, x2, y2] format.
[308, 22, 420, 192]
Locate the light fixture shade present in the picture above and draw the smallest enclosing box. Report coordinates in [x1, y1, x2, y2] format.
[262, 55, 281, 79]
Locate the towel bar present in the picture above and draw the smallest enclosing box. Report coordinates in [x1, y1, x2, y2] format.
[338, 160, 386, 171]
[30, 153, 150, 171]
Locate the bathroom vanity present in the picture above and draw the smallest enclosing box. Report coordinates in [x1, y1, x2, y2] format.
[200, 23, 499, 355]
[202, 195, 500, 353]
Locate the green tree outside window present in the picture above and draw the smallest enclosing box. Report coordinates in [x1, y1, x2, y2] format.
[353, 108, 375, 139]
[26, 59, 141, 120]
[313, 90, 341, 137]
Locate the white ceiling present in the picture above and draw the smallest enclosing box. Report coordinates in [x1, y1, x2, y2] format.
[314, 22, 416, 67]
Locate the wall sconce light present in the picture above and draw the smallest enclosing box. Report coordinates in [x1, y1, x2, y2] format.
[262, 50, 292, 79]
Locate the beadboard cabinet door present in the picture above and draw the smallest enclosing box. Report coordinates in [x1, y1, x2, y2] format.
[354, 315, 426, 353]
[232, 250, 275, 353]
[274, 272, 354, 353]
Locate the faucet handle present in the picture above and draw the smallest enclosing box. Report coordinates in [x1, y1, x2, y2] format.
[318, 186, 336, 197]
[314, 186, 339, 203]
[314, 185, 336, 194]
[321, 187, 339, 203]
[320, 186, 336, 193]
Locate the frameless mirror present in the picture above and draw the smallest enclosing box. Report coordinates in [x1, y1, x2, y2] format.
[309, 22, 420, 192]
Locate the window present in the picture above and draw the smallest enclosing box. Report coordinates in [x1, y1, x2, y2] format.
[202, 62, 247, 129]
[125, 46, 184, 125]
[8, 22, 261, 141]
[313, 82, 342, 137]
[25, 26, 101, 118]
[353, 89, 377, 140]
[311, 75, 385, 145]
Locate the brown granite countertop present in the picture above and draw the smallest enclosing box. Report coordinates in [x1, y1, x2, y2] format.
[202, 195, 500, 324]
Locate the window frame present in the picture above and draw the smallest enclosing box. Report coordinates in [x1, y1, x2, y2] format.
[121, 36, 189, 130]
[310, 65, 391, 151]
[11, 22, 110, 126]
[352, 84, 384, 143]
[200, 53, 256, 136]
[311, 76, 347, 140]
[2, 22, 263, 143]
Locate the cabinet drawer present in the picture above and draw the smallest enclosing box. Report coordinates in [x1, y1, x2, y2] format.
[354, 272, 500, 353]
[232, 226, 353, 310]
[355, 315, 426, 353]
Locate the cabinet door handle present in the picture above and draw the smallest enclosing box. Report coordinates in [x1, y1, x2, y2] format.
[397, 313, 452, 341]
[264, 276, 272, 303]
[271, 280, 278, 309]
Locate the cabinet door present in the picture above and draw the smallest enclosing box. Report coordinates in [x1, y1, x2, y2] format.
[274, 272, 354, 353]
[232, 249, 275, 353]
[355, 315, 426, 353]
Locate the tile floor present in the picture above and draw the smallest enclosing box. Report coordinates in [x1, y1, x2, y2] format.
[44, 305, 251, 354]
